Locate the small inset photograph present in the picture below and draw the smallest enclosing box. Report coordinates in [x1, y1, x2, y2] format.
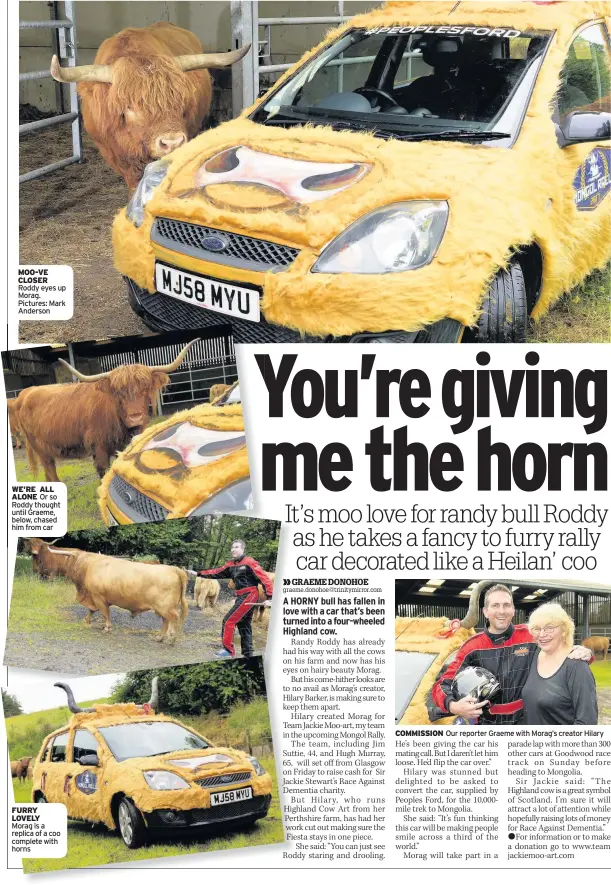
[6, 514, 279, 673]
[4, 328, 250, 531]
[395, 578, 611, 728]
[4, 659, 283, 872]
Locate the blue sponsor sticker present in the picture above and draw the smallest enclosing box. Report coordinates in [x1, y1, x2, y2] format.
[573, 147, 611, 211]
[76, 771, 98, 795]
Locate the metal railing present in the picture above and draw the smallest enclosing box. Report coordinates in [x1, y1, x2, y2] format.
[230, 1, 350, 115]
[19, 1, 83, 183]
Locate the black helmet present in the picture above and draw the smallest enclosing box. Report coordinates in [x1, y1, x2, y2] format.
[452, 667, 500, 703]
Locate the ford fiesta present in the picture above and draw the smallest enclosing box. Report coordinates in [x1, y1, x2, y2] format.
[114, 1, 611, 343]
[32, 680, 273, 848]
[98, 381, 251, 525]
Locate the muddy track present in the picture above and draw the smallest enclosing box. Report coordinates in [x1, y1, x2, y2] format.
[4, 600, 270, 675]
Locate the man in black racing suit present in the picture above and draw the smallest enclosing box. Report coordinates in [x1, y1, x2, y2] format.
[198, 539, 273, 659]
[427, 584, 592, 725]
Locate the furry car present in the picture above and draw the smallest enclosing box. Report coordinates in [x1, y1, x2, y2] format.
[98, 381, 251, 524]
[114, 1, 611, 343]
[32, 680, 273, 848]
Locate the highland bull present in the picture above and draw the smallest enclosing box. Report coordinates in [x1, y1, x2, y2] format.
[28, 540, 188, 643]
[16, 340, 197, 482]
[583, 635, 610, 661]
[50, 22, 251, 188]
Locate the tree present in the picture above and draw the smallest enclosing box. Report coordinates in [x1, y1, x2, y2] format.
[2, 689, 23, 718]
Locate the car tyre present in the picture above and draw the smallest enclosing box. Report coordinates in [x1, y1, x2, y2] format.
[116, 797, 146, 849]
[35, 793, 47, 803]
[476, 259, 528, 343]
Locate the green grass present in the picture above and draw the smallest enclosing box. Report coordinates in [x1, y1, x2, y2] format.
[13, 449, 103, 531]
[591, 659, 611, 689]
[9, 557, 84, 640]
[532, 264, 611, 344]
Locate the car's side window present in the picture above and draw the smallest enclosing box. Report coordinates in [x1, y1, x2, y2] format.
[557, 23, 611, 123]
[72, 729, 100, 763]
[39, 739, 51, 763]
[49, 732, 69, 763]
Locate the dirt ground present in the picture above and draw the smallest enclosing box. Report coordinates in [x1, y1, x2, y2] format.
[19, 127, 147, 343]
[5, 578, 270, 675]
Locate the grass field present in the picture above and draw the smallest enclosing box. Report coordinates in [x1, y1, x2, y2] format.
[532, 264, 611, 344]
[7, 697, 283, 871]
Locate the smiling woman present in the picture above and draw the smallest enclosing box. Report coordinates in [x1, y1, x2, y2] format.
[523, 603, 598, 725]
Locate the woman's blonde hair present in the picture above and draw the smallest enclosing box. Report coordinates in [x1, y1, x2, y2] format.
[528, 602, 574, 649]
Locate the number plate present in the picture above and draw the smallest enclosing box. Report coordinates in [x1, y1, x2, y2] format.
[209, 786, 253, 806]
[155, 262, 260, 322]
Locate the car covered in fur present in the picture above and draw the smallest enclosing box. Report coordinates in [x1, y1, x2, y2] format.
[98, 381, 251, 525]
[114, 1, 611, 344]
[395, 580, 490, 725]
[32, 679, 273, 848]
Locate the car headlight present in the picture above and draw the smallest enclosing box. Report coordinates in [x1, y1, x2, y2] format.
[126, 159, 171, 227]
[249, 756, 265, 776]
[143, 770, 190, 790]
[312, 201, 448, 274]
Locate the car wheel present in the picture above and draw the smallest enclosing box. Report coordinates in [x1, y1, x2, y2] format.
[475, 259, 528, 343]
[35, 793, 47, 803]
[116, 797, 146, 849]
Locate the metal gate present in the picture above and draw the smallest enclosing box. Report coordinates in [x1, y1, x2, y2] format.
[19, 1, 83, 183]
[96, 335, 237, 413]
[230, 1, 349, 115]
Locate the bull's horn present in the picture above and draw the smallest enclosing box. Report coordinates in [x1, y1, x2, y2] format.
[149, 339, 200, 373]
[54, 682, 95, 714]
[50, 54, 113, 84]
[460, 580, 491, 630]
[57, 359, 112, 383]
[174, 43, 251, 72]
[147, 677, 159, 711]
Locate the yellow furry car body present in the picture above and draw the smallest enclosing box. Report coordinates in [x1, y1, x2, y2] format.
[114, 1, 611, 342]
[98, 392, 250, 525]
[395, 616, 476, 725]
[32, 703, 272, 834]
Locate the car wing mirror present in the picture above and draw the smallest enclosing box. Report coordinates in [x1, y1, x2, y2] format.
[558, 111, 611, 147]
[78, 753, 99, 766]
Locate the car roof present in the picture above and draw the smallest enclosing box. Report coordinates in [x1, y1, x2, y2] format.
[42, 704, 177, 741]
[364, 2, 607, 30]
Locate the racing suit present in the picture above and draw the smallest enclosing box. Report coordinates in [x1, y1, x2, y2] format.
[198, 557, 273, 657]
[427, 624, 540, 725]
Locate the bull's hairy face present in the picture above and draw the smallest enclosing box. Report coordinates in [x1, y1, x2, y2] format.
[101, 366, 170, 433]
[105, 56, 204, 184]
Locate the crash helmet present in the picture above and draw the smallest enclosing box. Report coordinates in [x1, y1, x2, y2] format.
[452, 667, 500, 703]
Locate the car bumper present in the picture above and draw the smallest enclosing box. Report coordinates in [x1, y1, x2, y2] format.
[144, 793, 272, 829]
[126, 277, 463, 343]
[113, 208, 482, 338]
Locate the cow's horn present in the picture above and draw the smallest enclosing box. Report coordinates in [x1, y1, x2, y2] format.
[54, 682, 95, 714]
[147, 677, 159, 712]
[50, 54, 113, 84]
[174, 43, 251, 72]
[149, 339, 200, 373]
[57, 359, 112, 383]
[460, 580, 491, 630]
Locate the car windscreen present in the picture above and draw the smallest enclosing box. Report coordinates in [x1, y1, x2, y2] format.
[395, 651, 438, 722]
[98, 722, 209, 762]
[253, 26, 552, 144]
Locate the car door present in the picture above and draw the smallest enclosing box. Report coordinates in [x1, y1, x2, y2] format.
[61, 729, 105, 823]
[555, 21, 611, 242]
[37, 731, 70, 803]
